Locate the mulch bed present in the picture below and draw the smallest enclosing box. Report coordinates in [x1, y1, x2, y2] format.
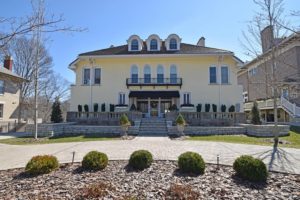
[0, 161, 299, 199]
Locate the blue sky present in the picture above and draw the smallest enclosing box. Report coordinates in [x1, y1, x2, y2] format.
[1, 0, 299, 83]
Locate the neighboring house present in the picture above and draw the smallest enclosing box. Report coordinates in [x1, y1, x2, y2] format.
[0, 56, 27, 131]
[69, 34, 244, 119]
[238, 26, 300, 123]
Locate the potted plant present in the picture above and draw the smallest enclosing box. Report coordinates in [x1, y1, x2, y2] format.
[196, 104, 202, 112]
[176, 114, 186, 136]
[205, 104, 210, 112]
[101, 103, 106, 112]
[221, 104, 227, 112]
[94, 103, 99, 112]
[120, 114, 131, 136]
[130, 104, 137, 111]
[84, 104, 89, 112]
[212, 104, 217, 112]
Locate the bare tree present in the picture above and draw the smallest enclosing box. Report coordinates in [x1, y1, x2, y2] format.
[241, 0, 299, 147]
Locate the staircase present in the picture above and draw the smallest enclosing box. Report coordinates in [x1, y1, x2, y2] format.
[280, 96, 300, 117]
[139, 118, 168, 136]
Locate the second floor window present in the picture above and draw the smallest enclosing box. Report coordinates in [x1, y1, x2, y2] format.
[150, 39, 158, 50]
[94, 68, 101, 84]
[144, 66, 151, 83]
[131, 39, 139, 51]
[0, 80, 4, 95]
[170, 65, 177, 84]
[131, 65, 138, 83]
[118, 93, 125, 105]
[183, 93, 191, 104]
[83, 68, 91, 85]
[157, 65, 164, 83]
[221, 66, 229, 84]
[209, 66, 217, 84]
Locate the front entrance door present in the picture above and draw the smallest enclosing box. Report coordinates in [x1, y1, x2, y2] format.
[150, 101, 158, 117]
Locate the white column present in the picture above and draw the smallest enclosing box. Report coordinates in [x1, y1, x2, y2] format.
[158, 97, 161, 117]
[148, 98, 151, 118]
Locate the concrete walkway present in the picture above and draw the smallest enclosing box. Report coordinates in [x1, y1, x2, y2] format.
[0, 137, 299, 174]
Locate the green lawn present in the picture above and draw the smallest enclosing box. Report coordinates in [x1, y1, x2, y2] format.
[188, 131, 300, 149]
[0, 135, 119, 145]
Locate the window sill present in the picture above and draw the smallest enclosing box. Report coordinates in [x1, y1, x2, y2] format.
[209, 83, 231, 85]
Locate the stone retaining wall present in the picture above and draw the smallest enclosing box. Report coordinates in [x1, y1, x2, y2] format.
[25, 123, 139, 137]
[240, 124, 290, 137]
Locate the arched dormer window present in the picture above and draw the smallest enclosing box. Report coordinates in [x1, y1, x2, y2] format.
[131, 65, 138, 83]
[150, 39, 158, 50]
[170, 65, 177, 83]
[165, 34, 181, 51]
[146, 34, 161, 51]
[169, 38, 177, 50]
[157, 65, 164, 83]
[131, 39, 139, 51]
[127, 35, 143, 51]
[144, 65, 151, 83]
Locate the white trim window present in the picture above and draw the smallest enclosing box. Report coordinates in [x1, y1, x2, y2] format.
[170, 65, 177, 84]
[131, 39, 139, 51]
[157, 65, 164, 83]
[144, 65, 151, 83]
[83, 68, 91, 85]
[248, 67, 257, 76]
[94, 68, 101, 84]
[183, 92, 191, 104]
[0, 80, 4, 95]
[221, 66, 229, 84]
[131, 65, 138, 83]
[0, 104, 3, 118]
[150, 39, 158, 50]
[169, 38, 177, 50]
[282, 88, 289, 98]
[118, 93, 126, 105]
[209, 66, 217, 84]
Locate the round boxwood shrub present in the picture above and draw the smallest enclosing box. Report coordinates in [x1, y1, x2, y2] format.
[178, 152, 205, 175]
[82, 151, 108, 170]
[129, 150, 153, 170]
[25, 155, 59, 175]
[233, 155, 268, 182]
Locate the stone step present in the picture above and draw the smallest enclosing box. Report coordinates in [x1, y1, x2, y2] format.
[139, 131, 168, 135]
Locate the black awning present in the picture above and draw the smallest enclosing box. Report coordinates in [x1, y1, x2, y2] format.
[129, 91, 180, 98]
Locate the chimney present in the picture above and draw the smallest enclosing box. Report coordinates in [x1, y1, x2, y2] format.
[197, 37, 205, 47]
[261, 25, 274, 53]
[4, 55, 13, 71]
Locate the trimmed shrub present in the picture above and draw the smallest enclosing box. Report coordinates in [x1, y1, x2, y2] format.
[84, 104, 89, 112]
[109, 104, 115, 112]
[233, 155, 268, 182]
[205, 104, 210, 112]
[82, 151, 108, 170]
[51, 97, 63, 123]
[251, 102, 261, 125]
[94, 103, 99, 112]
[228, 105, 235, 112]
[78, 104, 82, 112]
[129, 150, 153, 170]
[130, 104, 137, 111]
[196, 104, 202, 112]
[120, 114, 130, 126]
[176, 114, 186, 125]
[101, 103, 106, 112]
[221, 104, 227, 112]
[212, 104, 217, 112]
[25, 155, 59, 175]
[178, 152, 205, 175]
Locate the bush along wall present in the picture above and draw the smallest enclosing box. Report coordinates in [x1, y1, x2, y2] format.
[205, 104, 210, 112]
[212, 104, 217, 112]
[290, 125, 300, 134]
[94, 103, 99, 112]
[101, 103, 106, 112]
[221, 104, 226, 112]
[228, 105, 235, 112]
[196, 104, 202, 112]
[78, 105, 82, 112]
[84, 104, 89, 112]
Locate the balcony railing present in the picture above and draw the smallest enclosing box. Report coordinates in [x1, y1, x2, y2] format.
[126, 78, 182, 87]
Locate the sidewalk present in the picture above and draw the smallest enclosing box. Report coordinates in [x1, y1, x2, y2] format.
[0, 137, 299, 174]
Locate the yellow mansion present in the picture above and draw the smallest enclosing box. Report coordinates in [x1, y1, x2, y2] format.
[69, 34, 244, 118]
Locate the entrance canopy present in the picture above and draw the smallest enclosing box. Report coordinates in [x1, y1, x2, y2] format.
[129, 91, 180, 98]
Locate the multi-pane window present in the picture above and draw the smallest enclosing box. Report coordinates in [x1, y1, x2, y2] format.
[170, 65, 177, 83]
[209, 66, 217, 84]
[131, 65, 138, 83]
[144, 66, 151, 83]
[0, 80, 4, 95]
[83, 68, 90, 85]
[150, 39, 158, 50]
[94, 68, 101, 84]
[170, 38, 177, 50]
[0, 104, 3, 118]
[131, 39, 139, 51]
[183, 93, 191, 104]
[282, 88, 289, 98]
[157, 65, 164, 83]
[221, 66, 229, 84]
[118, 93, 125, 105]
[248, 67, 257, 76]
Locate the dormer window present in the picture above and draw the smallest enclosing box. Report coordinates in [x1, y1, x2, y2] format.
[131, 39, 139, 51]
[127, 35, 143, 51]
[150, 39, 158, 50]
[170, 38, 177, 50]
[165, 34, 181, 51]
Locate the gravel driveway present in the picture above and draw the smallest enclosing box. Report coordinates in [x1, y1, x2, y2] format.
[0, 136, 299, 174]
